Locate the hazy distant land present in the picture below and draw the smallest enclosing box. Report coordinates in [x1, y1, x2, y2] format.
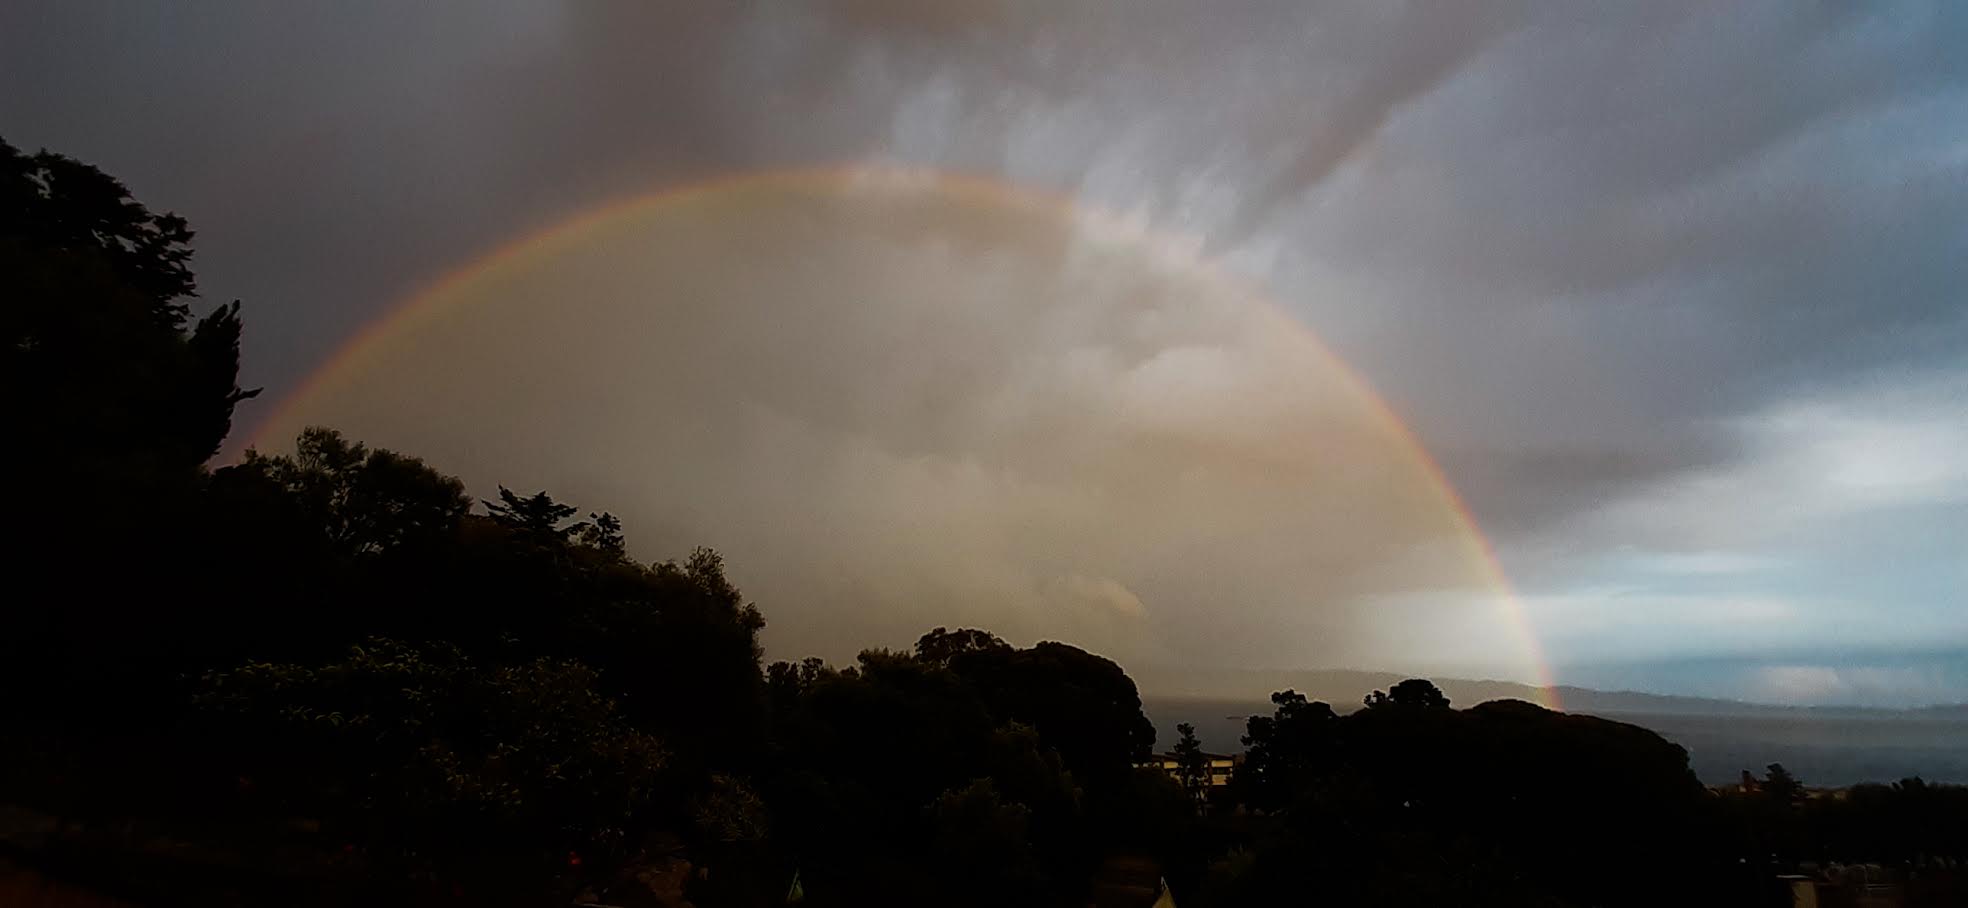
[1140, 670, 1968, 786]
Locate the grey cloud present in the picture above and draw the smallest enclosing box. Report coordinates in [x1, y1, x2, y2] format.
[5, 1, 1964, 692]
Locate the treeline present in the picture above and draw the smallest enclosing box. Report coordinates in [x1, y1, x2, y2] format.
[1720, 764, 1968, 874]
[4, 139, 1964, 907]
[1199, 691, 1968, 906]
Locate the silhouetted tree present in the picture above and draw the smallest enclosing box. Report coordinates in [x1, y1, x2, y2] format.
[3, 136, 256, 480]
[485, 485, 583, 538]
[1363, 677, 1451, 710]
[951, 641, 1158, 786]
[1219, 692, 1741, 907]
[577, 510, 626, 556]
[1236, 689, 1339, 810]
[4, 136, 258, 726]
[232, 427, 471, 557]
[1172, 722, 1210, 804]
[756, 636, 1177, 905]
[915, 626, 1012, 666]
[1761, 762, 1804, 808]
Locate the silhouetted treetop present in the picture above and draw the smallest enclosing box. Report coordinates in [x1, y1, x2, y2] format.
[486, 485, 584, 538]
[1236, 689, 1341, 810]
[1172, 722, 1209, 803]
[3, 137, 197, 316]
[233, 426, 471, 556]
[4, 137, 256, 475]
[951, 641, 1158, 776]
[1363, 677, 1451, 710]
[577, 511, 626, 556]
[1761, 762, 1805, 808]
[916, 626, 1012, 666]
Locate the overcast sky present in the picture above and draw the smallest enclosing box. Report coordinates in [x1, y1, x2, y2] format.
[5, 1, 1963, 705]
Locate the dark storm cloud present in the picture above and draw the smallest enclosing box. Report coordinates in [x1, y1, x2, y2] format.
[5, 1, 1965, 693]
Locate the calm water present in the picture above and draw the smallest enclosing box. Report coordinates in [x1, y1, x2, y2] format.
[1144, 698, 1968, 786]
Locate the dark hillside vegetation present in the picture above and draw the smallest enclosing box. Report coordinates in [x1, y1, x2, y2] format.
[4, 139, 1963, 907]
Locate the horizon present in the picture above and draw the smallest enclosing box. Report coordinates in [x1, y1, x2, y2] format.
[1131, 666, 1968, 712]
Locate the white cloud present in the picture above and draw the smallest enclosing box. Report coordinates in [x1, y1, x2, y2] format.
[1539, 367, 1968, 554]
[1614, 550, 1782, 577]
[1521, 589, 1806, 659]
[1750, 664, 1964, 707]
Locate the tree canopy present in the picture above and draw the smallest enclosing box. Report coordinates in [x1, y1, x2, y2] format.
[3, 136, 256, 482]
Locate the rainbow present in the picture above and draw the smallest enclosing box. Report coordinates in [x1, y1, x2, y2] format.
[250, 165, 1562, 710]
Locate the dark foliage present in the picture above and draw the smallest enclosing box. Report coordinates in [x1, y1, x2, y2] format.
[2, 137, 254, 481]
[938, 636, 1158, 786]
[1172, 723, 1210, 803]
[756, 634, 1164, 907]
[1210, 693, 1769, 907]
[5, 142, 1964, 908]
[4, 137, 259, 714]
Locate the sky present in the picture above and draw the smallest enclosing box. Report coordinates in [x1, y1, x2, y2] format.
[4, 1, 1964, 706]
